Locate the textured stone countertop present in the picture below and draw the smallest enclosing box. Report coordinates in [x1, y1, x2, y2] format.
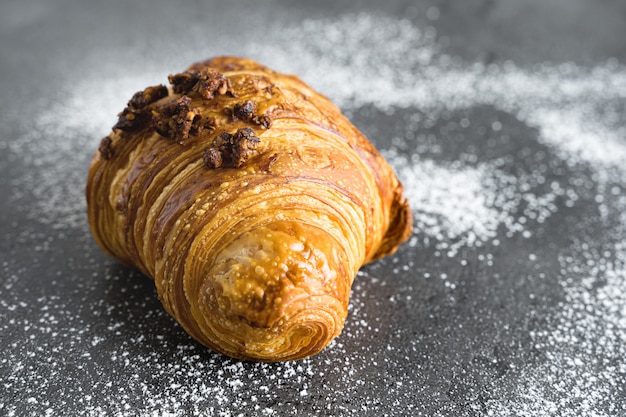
[1, 1, 625, 415]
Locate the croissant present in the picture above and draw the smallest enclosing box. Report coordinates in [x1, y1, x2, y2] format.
[86, 56, 412, 361]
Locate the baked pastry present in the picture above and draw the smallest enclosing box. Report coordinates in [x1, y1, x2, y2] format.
[86, 56, 412, 361]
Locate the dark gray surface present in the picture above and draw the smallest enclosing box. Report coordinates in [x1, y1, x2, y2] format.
[2, 1, 626, 416]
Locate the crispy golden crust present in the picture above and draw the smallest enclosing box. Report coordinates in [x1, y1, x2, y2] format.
[86, 56, 412, 361]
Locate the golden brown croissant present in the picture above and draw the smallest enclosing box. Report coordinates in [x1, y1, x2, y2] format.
[86, 56, 412, 361]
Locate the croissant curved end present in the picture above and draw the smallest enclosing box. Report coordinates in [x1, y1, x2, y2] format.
[86, 56, 412, 361]
[193, 224, 349, 361]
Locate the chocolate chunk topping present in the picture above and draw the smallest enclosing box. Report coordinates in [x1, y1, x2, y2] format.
[114, 85, 168, 131]
[168, 68, 234, 100]
[98, 136, 113, 160]
[152, 95, 203, 144]
[256, 114, 272, 129]
[128, 85, 169, 109]
[203, 127, 260, 169]
[215, 132, 234, 147]
[203, 148, 223, 169]
[233, 100, 256, 121]
[233, 127, 260, 146]
[231, 128, 259, 167]
[113, 107, 145, 131]
[229, 101, 273, 129]
[168, 72, 198, 95]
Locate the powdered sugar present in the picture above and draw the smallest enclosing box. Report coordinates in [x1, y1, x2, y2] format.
[397, 156, 502, 249]
[486, 241, 626, 416]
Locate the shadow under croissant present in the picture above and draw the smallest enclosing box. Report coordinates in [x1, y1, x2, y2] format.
[100, 261, 350, 365]
[100, 262, 218, 357]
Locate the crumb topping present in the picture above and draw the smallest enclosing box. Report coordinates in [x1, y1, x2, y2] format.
[203, 127, 260, 169]
[232, 100, 256, 121]
[229, 100, 272, 129]
[113, 85, 168, 131]
[202, 147, 224, 169]
[106, 65, 273, 163]
[98, 136, 113, 160]
[151, 95, 203, 144]
[129, 85, 170, 109]
[256, 114, 272, 129]
[168, 68, 235, 100]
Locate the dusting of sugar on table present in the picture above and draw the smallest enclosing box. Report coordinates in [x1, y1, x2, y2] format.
[1, 8, 625, 417]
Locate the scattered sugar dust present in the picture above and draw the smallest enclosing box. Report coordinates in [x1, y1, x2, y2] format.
[290, 15, 626, 417]
[2, 9, 626, 417]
